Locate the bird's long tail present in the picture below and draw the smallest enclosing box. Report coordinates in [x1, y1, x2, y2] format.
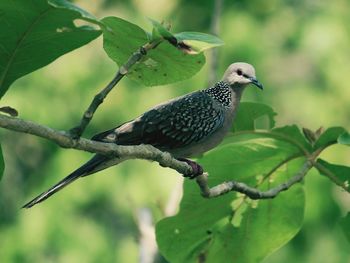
[22, 155, 109, 209]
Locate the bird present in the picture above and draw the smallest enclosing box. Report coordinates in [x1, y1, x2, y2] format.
[22, 62, 263, 208]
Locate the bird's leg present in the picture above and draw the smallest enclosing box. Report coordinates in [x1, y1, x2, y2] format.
[177, 158, 203, 179]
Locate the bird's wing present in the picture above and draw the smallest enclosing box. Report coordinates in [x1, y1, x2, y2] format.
[92, 91, 225, 150]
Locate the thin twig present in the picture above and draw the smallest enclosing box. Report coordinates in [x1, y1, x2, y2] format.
[196, 160, 314, 199]
[69, 41, 161, 139]
[208, 0, 223, 86]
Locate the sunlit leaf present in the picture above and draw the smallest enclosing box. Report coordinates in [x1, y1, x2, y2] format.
[272, 125, 312, 152]
[316, 159, 350, 192]
[232, 102, 277, 132]
[0, 0, 101, 98]
[156, 133, 306, 263]
[102, 16, 206, 87]
[338, 131, 350, 146]
[314, 127, 346, 149]
[174, 32, 224, 53]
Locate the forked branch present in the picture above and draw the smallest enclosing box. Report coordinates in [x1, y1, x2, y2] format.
[0, 113, 322, 201]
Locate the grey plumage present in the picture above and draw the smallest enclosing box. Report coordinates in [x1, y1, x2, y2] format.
[23, 62, 263, 208]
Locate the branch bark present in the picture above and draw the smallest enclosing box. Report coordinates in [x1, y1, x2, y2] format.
[0, 114, 192, 176]
[69, 41, 161, 139]
[196, 160, 313, 199]
[0, 113, 318, 200]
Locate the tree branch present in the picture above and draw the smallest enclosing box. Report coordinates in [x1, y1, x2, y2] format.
[0, 113, 320, 200]
[0, 114, 192, 176]
[69, 41, 161, 139]
[196, 160, 314, 199]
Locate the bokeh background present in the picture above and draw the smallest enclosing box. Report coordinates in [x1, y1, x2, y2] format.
[1, 0, 350, 262]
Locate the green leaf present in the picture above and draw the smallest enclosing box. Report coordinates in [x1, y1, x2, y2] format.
[272, 125, 312, 152]
[314, 127, 346, 149]
[102, 16, 206, 87]
[48, 0, 102, 25]
[102, 17, 148, 66]
[0, 0, 101, 98]
[201, 133, 304, 184]
[316, 159, 350, 192]
[339, 213, 350, 243]
[0, 145, 3, 181]
[207, 161, 305, 263]
[338, 131, 350, 146]
[156, 133, 306, 263]
[174, 32, 224, 53]
[232, 102, 277, 132]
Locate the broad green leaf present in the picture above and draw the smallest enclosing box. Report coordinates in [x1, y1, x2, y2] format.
[48, 0, 102, 25]
[316, 159, 350, 192]
[339, 213, 350, 243]
[102, 16, 206, 87]
[314, 127, 346, 149]
[206, 159, 305, 263]
[174, 32, 224, 53]
[0, 0, 101, 98]
[0, 145, 3, 181]
[156, 133, 306, 263]
[201, 133, 304, 184]
[232, 102, 277, 132]
[272, 125, 312, 152]
[338, 131, 350, 146]
[102, 17, 148, 66]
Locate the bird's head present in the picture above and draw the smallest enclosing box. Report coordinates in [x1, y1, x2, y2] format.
[222, 62, 263, 90]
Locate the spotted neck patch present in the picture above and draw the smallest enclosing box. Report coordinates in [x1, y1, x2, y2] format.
[204, 81, 232, 107]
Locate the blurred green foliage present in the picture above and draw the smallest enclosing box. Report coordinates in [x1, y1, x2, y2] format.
[0, 0, 350, 262]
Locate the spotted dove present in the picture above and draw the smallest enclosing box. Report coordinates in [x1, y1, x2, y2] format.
[23, 62, 263, 208]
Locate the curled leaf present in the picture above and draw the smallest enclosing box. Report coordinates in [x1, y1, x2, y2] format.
[0, 106, 18, 117]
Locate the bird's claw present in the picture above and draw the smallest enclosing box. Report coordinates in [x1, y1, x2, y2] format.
[177, 158, 203, 179]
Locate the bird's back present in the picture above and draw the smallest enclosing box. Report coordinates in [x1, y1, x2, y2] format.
[92, 83, 235, 157]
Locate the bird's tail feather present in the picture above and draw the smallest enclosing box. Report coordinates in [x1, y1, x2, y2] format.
[22, 155, 108, 209]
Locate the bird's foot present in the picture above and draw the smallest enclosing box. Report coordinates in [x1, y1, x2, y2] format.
[177, 158, 203, 179]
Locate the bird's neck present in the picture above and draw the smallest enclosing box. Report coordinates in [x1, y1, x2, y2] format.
[204, 81, 244, 107]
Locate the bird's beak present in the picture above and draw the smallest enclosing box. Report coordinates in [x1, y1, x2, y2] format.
[248, 77, 263, 90]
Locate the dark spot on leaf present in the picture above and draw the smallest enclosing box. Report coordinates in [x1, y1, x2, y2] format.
[198, 252, 207, 263]
[163, 73, 167, 77]
[138, 75, 142, 79]
[206, 230, 212, 235]
[197, 60, 201, 64]
[154, 69, 158, 72]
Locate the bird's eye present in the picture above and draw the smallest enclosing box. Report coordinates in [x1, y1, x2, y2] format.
[237, 69, 242, 76]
